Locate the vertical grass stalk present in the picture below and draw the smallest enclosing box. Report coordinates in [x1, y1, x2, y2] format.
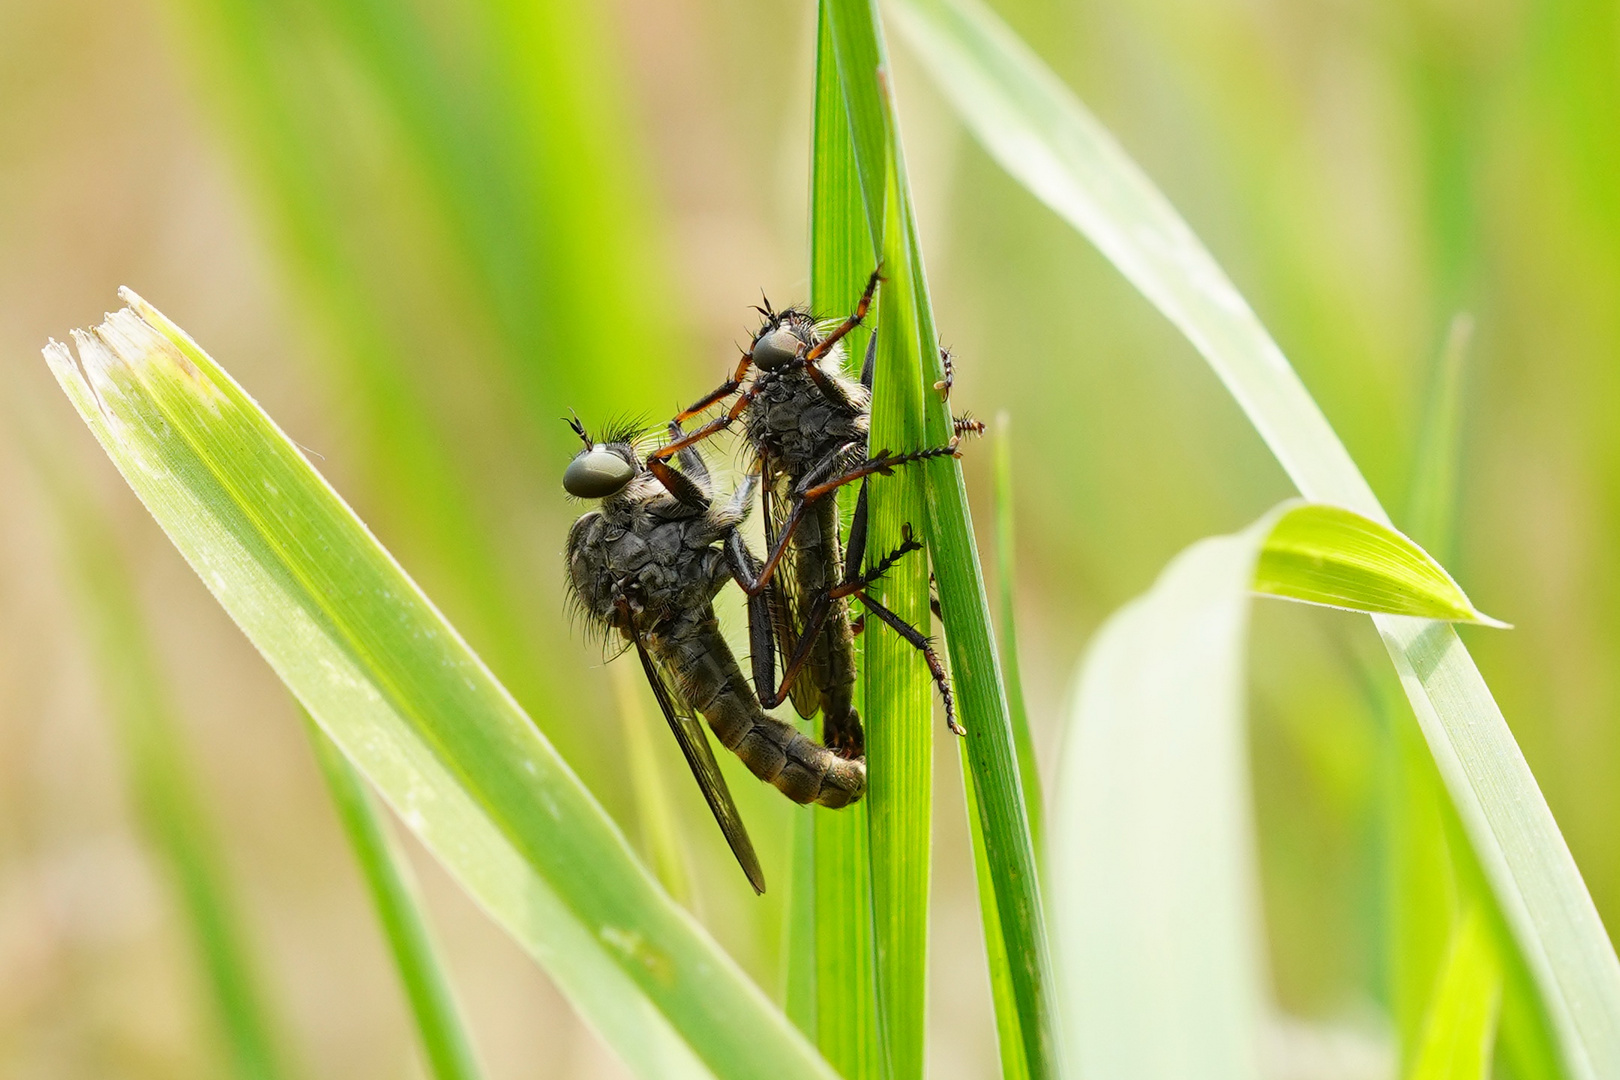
[800, 7, 885, 1072]
[992, 413, 1042, 857]
[826, 2, 1059, 1076]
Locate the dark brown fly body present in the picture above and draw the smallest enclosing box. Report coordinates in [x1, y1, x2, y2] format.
[648, 271, 978, 753]
[562, 416, 865, 894]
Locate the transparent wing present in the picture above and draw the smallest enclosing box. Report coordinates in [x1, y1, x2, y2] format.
[764, 468, 820, 719]
[630, 632, 765, 894]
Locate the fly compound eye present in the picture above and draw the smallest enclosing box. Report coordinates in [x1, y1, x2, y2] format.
[751, 326, 802, 371]
[564, 447, 635, 498]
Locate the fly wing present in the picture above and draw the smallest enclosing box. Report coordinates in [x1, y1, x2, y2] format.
[630, 632, 766, 894]
[764, 469, 820, 719]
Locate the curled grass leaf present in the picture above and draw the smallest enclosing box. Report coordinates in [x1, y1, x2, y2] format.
[1256, 503, 1506, 626]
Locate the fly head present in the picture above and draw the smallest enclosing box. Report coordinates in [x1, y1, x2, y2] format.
[561, 414, 640, 500]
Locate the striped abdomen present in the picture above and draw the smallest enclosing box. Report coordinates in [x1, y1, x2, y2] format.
[653, 609, 865, 809]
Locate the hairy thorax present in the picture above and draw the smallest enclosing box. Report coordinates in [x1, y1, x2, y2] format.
[744, 362, 869, 476]
[566, 489, 727, 633]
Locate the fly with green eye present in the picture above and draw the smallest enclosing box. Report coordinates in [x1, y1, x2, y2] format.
[561, 415, 868, 893]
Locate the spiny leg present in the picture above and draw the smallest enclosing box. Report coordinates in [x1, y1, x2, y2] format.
[672, 351, 755, 424]
[669, 420, 711, 488]
[796, 441, 961, 504]
[855, 589, 962, 736]
[953, 414, 987, 439]
[933, 345, 955, 397]
[724, 529, 783, 708]
[804, 267, 881, 363]
[739, 438, 957, 598]
[645, 380, 769, 502]
[641, 421, 715, 511]
[760, 526, 925, 708]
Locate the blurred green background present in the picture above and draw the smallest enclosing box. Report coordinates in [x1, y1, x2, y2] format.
[1, 0, 1615, 1075]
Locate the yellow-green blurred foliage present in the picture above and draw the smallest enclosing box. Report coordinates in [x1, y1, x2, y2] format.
[1, 0, 1615, 1075]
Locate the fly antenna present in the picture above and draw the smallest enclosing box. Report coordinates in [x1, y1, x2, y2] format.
[564, 409, 591, 447]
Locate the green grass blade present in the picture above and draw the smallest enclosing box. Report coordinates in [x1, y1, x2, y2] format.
[1053, 512, 1280, 1080]
[961, 763, 1030, 1080]
[43, 295, 836, 1080]
[992, 413, 1042, 859]
[865, 164, 937, 1080]
[610, 662, 695, 908]
[304, 711, 485, 1080]
[1406, 315, 1475, 561]
[40, 455, 293, 1080]
[1407, 906, 1503, 1080]
[805, 5, 884, 1072]
[828, 3, 1059, 1076]
[1255, 503, 1504, 625]
[783, 810, 817, 1038]
[891, 2, 1620, 1074]
[1057, 499, 1523, 1079]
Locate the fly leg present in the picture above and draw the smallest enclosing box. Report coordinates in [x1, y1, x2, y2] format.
[670, 420, 711, 488]
[672, 350, 755, 424]
[646, 381, 770, 503]
[734, 438, 958, 598]
[854, 590, 963, 736]
[804, 267, 881, 363]
[954, 414, 987, 439]
[755, 523, 923, 711]
[837, 478, 959, 734]
[641, 422, 718, 511]
[723, 528, 786, 712]
[933, 345, 955, 397]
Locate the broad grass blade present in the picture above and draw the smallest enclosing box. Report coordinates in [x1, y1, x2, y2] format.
[1053, 514, 1276, 1080]
[305, 713, 485, 1080]
[47, 471, 294, 1080]
[891, 1, 1620, 1073]
[827, 3, 1059, 1075]
[43, 295, 836, 1080]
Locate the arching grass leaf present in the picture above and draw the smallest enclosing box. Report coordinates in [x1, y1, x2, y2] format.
[43, 292, 835, 1080]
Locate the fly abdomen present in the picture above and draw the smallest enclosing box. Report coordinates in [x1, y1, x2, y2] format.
[656, 611, 865, 809]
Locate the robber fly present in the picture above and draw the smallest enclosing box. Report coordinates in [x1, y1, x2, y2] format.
[649, 270, 979, 755]
[562, 415, 865, 894]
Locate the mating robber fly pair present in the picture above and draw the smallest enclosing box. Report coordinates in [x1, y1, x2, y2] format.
[563, 269, 978, 893]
